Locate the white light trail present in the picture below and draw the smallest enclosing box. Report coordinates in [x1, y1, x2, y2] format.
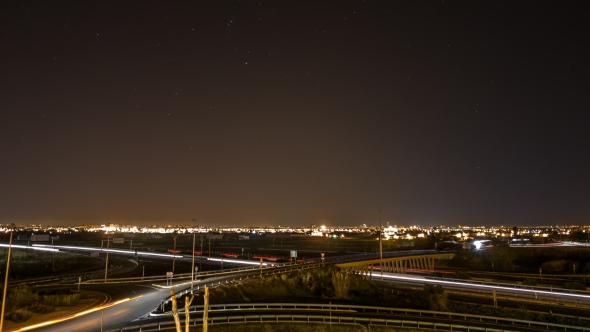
[380, 273, 590, 300]
[32, 244, 177, 258]
[0, 244, 58, 252]
[207, 257, 268, 266]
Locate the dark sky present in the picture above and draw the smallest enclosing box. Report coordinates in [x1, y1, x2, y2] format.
[2, 1, 589, 227]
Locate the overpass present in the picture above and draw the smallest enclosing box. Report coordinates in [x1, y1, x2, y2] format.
[335, 253, 455, 277]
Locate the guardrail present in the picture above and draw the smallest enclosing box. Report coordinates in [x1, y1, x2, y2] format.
[108, 314, 522, 332]
[323, 249, 437, 264]
[83, 262, 316, 284]
[154, 263, 326, 308]
[9, 268, 115, 286]
[111, 304, 590, 332]
[150, 302, 590, 330]
[83, 272, 193, 284]
[10, 255, 140, 286]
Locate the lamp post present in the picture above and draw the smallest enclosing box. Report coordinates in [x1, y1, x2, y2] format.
[200, 235, 203, 272]
[0, 231, 14, 332]
[172, 235, 177, 273]
[51, 236, 55, 271]
[379, 209, 383, 281]
[104, 233, 110, 281]
[191, 232, 196, 292]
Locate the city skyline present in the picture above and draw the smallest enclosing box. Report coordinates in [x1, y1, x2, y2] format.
[2, 2, 589, 227]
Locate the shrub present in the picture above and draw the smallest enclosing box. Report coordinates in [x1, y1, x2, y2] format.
[7, 285, 38, 310]
[29, 304, 55, 314]
[42, 293, 80, 306]
[453, 271, 470, 280]
[423, 284, 447, 311]
[563, 282, 586, 290]
[541, 260, 567, 272]
[332, 268, 352, 299]
[39, 288, 73, 296]
[77, 291, 93, 299]
[522, 278, 537, 286]
[6, 309, 33, 322]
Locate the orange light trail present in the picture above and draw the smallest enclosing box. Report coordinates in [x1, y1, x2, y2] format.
[15, 295, 142, 331]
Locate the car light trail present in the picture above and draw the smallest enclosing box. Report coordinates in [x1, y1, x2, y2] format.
[15, 296, 142, 331]
[32, 244, 177, 258]
[380, 274, 590, 300]
[0, 244, 58, 252]
[207, 257, 268, 266]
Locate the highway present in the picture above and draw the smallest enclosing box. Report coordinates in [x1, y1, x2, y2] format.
[19, 262, 321, 332]
[112, 302, 589, 332]
[30, 268, 589, 332]
[371, 271, 590, 322]
[9, 245, 589, 331]
[374, 273, 590, 306]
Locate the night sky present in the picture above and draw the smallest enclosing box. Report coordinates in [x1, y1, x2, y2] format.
[2, 1, 589, 227]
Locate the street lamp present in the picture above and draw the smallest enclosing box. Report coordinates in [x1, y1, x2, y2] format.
[104, 233, 110, 281]
[0, 231, 14, 331]
[379, 209, 383, 281]
[191, 232, 196, 292]
[51, 236, 56, 271]
[172, 235, 177, 273]
[200, 235, 203, 272]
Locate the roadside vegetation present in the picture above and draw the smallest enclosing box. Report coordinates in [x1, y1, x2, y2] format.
[0, 286, 92, 323]
[0, 249, 103, 279]
[181, 266, 590, 329]
[446, 245, 590, 276]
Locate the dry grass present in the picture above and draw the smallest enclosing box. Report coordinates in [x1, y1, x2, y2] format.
[1, 292, 101, 331]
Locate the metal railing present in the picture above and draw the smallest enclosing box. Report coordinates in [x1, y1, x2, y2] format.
[323, 249, 437, 264]
[153, 263, 325, 309]
[83, 262, 320, 284]
[9, 268, 114, 286]
[150, 302, 590, 330]
[108, 310, 585, 332]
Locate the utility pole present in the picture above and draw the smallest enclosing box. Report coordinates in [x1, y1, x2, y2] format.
[379, 209, 383, 281]
[51, 236, 55, 271]
[104, 233, 110, 281]
[208, 235, 211, 261]
[0, 231, 14, 332]
[172, 235, 177, 273]
[203, 286, 209, 332]
[200, 235, 203, 272]
[191, 232, 196, 292]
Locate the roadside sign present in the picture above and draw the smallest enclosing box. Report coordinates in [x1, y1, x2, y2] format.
[166, 272, 173, 277]
[113, 238, 124, 244]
